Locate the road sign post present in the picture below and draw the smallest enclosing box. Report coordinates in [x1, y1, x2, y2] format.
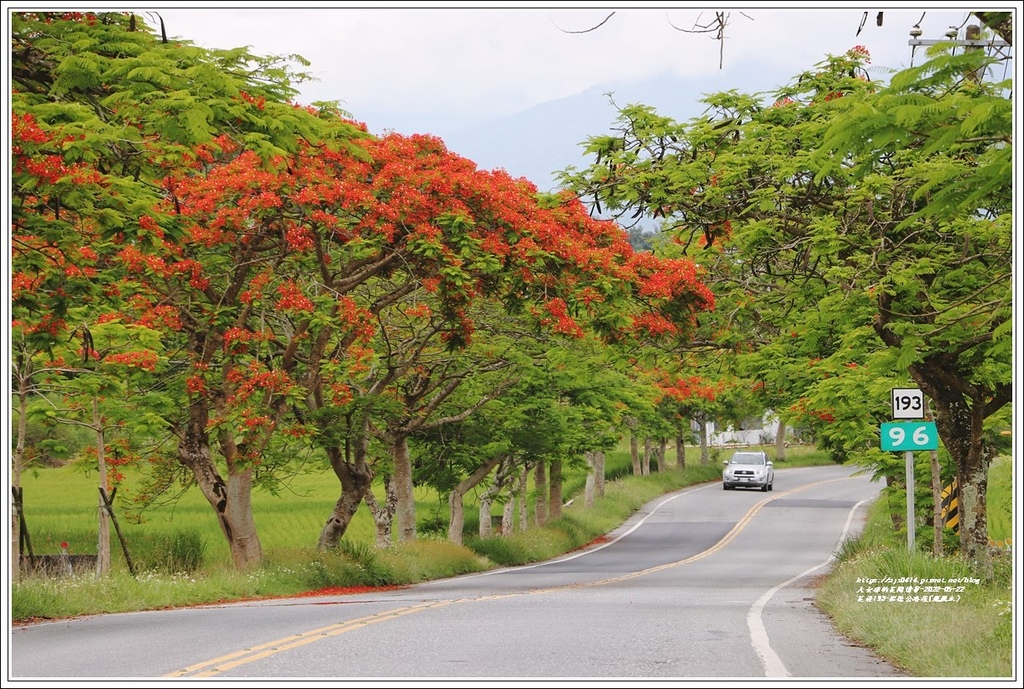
[880, 415, 938, 553]
[904, 450, 915, 553]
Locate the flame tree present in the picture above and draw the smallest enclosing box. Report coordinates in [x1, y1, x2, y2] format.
[11, 12, 716, 570]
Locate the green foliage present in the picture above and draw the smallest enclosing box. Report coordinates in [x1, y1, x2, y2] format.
[416, 514, 449, 538]
[562, 42, 1012, 568]
[13, 401, 93, 468]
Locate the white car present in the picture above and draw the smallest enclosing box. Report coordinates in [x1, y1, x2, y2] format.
[722, 451, 774, 491]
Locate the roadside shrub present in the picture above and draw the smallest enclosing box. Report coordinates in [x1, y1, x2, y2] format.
[166, 530, 206, 573]
[467, 534, 532, 566]
[417, 514, 448, 537]
[378, 538, 492, 581]
[131, 530, 206, 574]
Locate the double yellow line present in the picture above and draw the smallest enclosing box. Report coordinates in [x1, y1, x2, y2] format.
[168, 598, 468, 677]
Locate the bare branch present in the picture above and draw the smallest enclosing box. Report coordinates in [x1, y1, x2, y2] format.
[666, 11, 753, 70]
[551, 11, 616, 35]
[667, 11, 725, 36]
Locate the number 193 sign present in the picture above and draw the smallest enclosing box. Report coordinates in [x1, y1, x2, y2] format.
[891, 388, 925, 419]
[881, 422, 939, 451]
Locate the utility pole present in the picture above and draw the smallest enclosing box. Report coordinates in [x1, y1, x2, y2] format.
[909, 22, 1011, 53]
[908, 22, 1011, 75]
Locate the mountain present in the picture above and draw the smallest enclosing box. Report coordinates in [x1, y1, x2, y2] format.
[439, 71, 761, 192]
[353, 70, 776, 195]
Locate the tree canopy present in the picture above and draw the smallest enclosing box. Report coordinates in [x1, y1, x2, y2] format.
[11, 11, 716, 570]
[561, 35, 1012, 575]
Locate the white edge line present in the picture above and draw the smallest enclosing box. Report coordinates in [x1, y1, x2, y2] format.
[747, 497, 872, 677]
[451, 483, 716, 580]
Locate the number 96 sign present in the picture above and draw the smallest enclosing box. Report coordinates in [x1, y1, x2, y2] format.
[881, 422, 939, 451]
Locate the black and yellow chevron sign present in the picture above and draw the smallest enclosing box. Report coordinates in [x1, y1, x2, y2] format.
[940, 478, 960, 534]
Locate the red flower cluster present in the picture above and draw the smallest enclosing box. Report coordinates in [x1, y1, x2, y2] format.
[102, 350, 159, 372]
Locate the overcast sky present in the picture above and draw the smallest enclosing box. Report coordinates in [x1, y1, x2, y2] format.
[142, 4, 985, 137]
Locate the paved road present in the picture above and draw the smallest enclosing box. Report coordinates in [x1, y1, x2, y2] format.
[9, 464, 907, 682]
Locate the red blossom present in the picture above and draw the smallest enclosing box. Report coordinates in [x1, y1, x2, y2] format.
[186, 375, 206, 394]
[102, 350, 158, 371]
[275, 281, 314, 312]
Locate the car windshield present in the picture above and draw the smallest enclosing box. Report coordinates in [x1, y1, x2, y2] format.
[730, 453, 765, 465]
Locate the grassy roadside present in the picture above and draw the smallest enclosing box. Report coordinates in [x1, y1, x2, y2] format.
[816, 455, 1015, 678]
[10, 449, 1014, 677]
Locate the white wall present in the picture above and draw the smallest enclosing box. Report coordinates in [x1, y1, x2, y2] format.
[704, 411, 781, 447]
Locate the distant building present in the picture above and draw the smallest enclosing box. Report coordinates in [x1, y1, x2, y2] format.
[703, 411, 785, 447]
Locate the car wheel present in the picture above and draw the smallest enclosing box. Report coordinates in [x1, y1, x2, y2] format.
[761, 483, 768, 492]
[768, 482, 773, 491]
[723, 483, 730, 490]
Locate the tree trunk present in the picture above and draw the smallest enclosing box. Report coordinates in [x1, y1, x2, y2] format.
[594, 451, 606, 498]
[447, 456, 502, 545]
[641, 437, 651, 475]
[676, 419, 686, 470]
[774, 420, 787, 461]
[534, 462, 548, 527]
[178, 408, 263, 570]
[910, 363, 1004, 580]
[959, 456, 991, 577]
[447, 490, 466, 547]
[478, 493, 493, 538]
[391, 432, 417, 543]
[479, 457, 513, 537]
[584, 451, 596, 508]
[317, 436, 374, 550]
[930, 449, 943, 556]
[92, 397, 110, 576]
[12, 377, 28, 584]
[501, 498, 514, 536]
[630, 432, 641, 475]
[221, 468, 262, 569]
[548, 459, 563, 521]
[699, 417, 710, 464]
[518, 465, 529, 532]
[363, 476, 397, 548]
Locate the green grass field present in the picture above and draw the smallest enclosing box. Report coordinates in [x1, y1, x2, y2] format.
[14, 441, 661, 570]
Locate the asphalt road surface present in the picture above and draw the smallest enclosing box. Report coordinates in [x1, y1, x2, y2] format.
[9, 463, 908, 684]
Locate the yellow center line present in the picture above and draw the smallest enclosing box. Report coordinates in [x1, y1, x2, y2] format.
[549, 476, 842, 588]
[167, 475, 849, 677]
[168, 598, 473, 677]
